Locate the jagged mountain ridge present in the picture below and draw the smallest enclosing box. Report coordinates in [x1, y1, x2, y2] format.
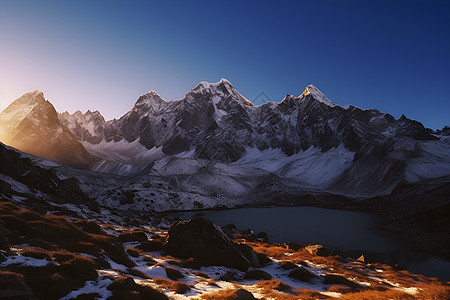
[56, 80, 450, 197]
[2, 80, 449, 198]
[0, 91, 98, 169]
[59, 79, 437, 161]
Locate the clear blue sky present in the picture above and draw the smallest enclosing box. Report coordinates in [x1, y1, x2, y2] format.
[0, 0, 449, 129]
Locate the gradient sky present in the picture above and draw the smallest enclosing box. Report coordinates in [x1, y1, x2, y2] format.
[0, 0, 449, 129]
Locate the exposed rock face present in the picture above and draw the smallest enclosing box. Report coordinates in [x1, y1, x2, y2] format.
[163, 218, 254, 271]
[59, 110, 106, 144]
[0, 91, 97, 169]
[305, 244, 329, 257]
[56, 80, 450, 197]
[0, 142, 94, 206]
[435, 126, 450, 136]
[60, 81, 438, 164]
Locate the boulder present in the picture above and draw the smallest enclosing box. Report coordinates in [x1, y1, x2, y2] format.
[284, 242, 303, 251]
[305, 244, 329, 257]
[221, 223, 237, 237]
[107, 276, 168, 300]
[244, 269, 272, 280]
[279, 261, 298, 270]
[288, 267, 316, 282]
[165, 267, 184, 280]
[107, 276, 137, 291]
[163, 218, 251, 271]
[236, 244, 261, 268]
[232, 289, 256, 299]
[256, 253, 272, 265]
[137, 240, 164, 252]
[357, 255, 365, 263]
[0, 271, 34, 298]
[118, 231, 148, 243]
[256, 232, 270, 243]
[323, 274, 360, 289]
[219, 272, 237, 282]
[75, 220, 105, 235]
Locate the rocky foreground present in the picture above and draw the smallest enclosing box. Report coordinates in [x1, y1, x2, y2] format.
[0, 198, 449, 300]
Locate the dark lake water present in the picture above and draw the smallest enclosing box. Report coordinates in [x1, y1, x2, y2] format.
[173, 206, 450, 281]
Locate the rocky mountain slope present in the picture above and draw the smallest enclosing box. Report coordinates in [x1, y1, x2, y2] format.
[0, 144, 448, 299]
[0, 91, 98, 169]
[57, 79, 450, 197]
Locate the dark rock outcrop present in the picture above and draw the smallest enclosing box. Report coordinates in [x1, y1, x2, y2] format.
[288, 267, 316, 282]
[163, 218, 253, 271]
[230, 289, 256, 300]
[305, 244, 329, 257]
[107, 276, 168, 300]
[164, 267, 184, 280]
[243, 269, 272, 280]
[323, 274, 360, 289]
[0, 271, 34, 299]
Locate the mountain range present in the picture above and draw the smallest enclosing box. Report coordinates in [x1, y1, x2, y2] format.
[1, 79, 450, 259]
[2, 79, 449, 199]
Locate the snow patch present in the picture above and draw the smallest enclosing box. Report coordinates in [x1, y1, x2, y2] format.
[59, 277, 113, 300]
[234, 145, 355, 188]
[83, 139, 165, 166]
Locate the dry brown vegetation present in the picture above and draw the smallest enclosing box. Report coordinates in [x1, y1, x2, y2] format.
[126, 246, 142, 257]
[118, 230, 148, 243]
[200, 288, 255, 300]
[152, 276, 192, 294]
[19, 247, 51, 260]
[341, 289, 416, 299]
[255, 279, 292, 293]
[107, 276, 168, 300]
[294, 289, 330, 299]
[1, 199, 449, 299]
[239, 239, 450, 299]
[170, 281, 191, 294]
[153, 277, 172, 288]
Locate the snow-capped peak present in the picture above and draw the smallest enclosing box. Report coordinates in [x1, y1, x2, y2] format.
[193, 78, 234, 92]
[134, 90, 165, 107]
[14, 90, 46, 106]
[300, 84, 336, 107]
[190, 79, 253, 106]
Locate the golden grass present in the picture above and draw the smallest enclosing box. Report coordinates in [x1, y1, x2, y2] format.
[170, 281, 191, 294]
[51, 249, 75, 263]
[292, 289, 330, 299]
[206, 278, 219, 287]
[19, 247, 51, 260]
[152, 277, 191, 294]
[153, 277, 172, 288]
[341, 289, 415, 299]
[255, 279, 292, 293]
[200, 288, 253, 300]
[416, 281, 450, 300]
[327, 285, 353, 293]
[126, 247, 142, 257]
